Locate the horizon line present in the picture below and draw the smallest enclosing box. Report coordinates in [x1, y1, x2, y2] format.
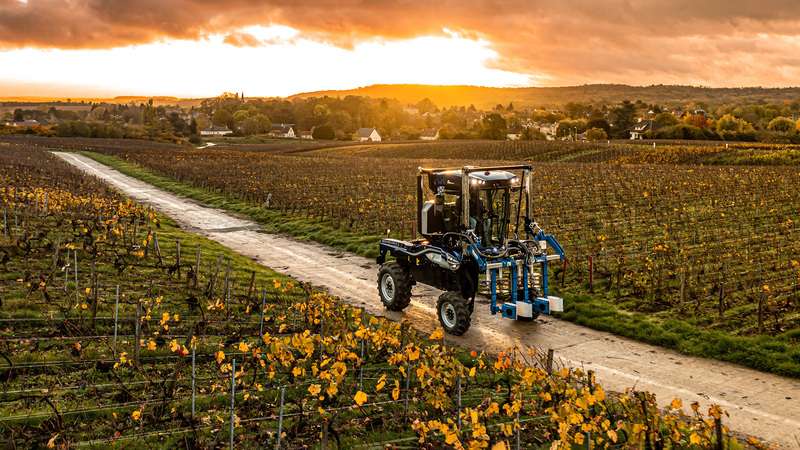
[2, 82, 800, 103]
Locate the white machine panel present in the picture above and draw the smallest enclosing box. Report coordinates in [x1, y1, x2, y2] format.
[516, 301, 533, 318]
[547, 296, 564, 312]
[421, 201, 434, 234]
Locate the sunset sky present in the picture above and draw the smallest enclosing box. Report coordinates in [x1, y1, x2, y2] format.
[1, 0, 800, 98]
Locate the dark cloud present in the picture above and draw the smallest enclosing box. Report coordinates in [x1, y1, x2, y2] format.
[1, 0, 800, 86]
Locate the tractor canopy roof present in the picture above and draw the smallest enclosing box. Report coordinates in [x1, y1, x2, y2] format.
[428, 169, 518, 194]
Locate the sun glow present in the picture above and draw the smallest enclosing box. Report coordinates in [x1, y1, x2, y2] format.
[0, 26, 530, 98]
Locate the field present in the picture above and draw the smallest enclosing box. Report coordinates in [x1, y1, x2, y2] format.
[13, 136, 795, 378]
[321, 140, 800, 165]
[0, 143, 762, 448]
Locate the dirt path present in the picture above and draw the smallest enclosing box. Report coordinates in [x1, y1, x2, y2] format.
[56, 152, 800, 448]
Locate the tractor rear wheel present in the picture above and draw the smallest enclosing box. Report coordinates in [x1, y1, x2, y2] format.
[437, 291, 471, 336]
[378, 262, 413, 311]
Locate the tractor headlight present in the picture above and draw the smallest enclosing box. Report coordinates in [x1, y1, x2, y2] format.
[511, 176, 519, 185]
[446, 254, 461, 270]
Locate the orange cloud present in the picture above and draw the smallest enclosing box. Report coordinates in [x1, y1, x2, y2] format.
[1, 0, 800, 86]
[223, 32, 261, 47]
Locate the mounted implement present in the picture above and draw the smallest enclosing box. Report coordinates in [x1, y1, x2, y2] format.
[376, 164, 565, 335]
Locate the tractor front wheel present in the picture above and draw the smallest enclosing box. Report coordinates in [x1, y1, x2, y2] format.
[378, 262, 413, 311]
[437, 291, 471, 336]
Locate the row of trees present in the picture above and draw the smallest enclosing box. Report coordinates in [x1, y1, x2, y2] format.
[552, 108, 800, 142]
[4, 94, 800, 143]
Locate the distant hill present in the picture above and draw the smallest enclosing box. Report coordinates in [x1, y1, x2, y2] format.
[290, 84, 800, 109]
[0, 96, 202, 107]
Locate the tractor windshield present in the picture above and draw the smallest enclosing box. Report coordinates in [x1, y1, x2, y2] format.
[477, 188, 511, 248]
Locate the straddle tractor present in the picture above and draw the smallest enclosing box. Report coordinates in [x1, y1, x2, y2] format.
[376, 165, 565, 335]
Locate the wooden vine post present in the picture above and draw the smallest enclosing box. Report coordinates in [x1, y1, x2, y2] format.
[176, 240, 181, 278]
[153, 232, 163, 267]
[90, 261, 99, 331]
[134, 299, 142, 368]
[194, 247, 201, 288]
[247, 271, 256, 301]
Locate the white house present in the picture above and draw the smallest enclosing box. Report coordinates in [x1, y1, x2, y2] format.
[299, 130, 313, 140]
[10, 119, 40, 128]
[419, 128, 440, 141]
[629, 119, 653, 140]
[200, 125, 233, 136]
[270, 123, 296, 138]
[537, 123, 558, 141]
[356, 127, 381, 142]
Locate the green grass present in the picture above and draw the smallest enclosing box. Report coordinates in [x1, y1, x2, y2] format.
[80, 151, 800, 378]
[561, 293, 800, 377]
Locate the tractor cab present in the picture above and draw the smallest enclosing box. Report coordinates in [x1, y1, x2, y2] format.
[377, 164, 565, 336]
[421, 169, 519, 248]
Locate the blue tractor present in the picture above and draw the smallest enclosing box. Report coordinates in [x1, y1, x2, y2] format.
[376, 165, 565, 335]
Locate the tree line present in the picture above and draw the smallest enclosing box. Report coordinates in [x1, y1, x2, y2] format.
[3, 93, 800, 144]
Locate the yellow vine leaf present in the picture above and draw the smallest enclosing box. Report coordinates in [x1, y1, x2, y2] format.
[392, 380, 400, 400]
[491, 442, 508, 450]
[354, 390, 367, 406]
[326, 382, 338, 397]
[444, 429, 459, 445]
[429, 329, 444, 341]
[376, 374, 386, 391]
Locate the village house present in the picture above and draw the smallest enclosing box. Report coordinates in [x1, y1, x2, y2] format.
[536, 123, 558, 141]
[9, 119, 40, 127]
[299, 130, 314, 140]
[270, 123, 296, 139]
[629, 119, 653, 140]
[355, 127, 381, 142]
[200, 125, 233, 136]
[506, 124, 523, 141]
[419, 128, 440, 141]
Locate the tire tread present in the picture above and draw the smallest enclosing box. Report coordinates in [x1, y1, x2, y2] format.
[377, 262, 413, 311]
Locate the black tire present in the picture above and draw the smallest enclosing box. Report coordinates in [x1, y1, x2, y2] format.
[436, 291, 472, 336]
[377, 262, 413, 311]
